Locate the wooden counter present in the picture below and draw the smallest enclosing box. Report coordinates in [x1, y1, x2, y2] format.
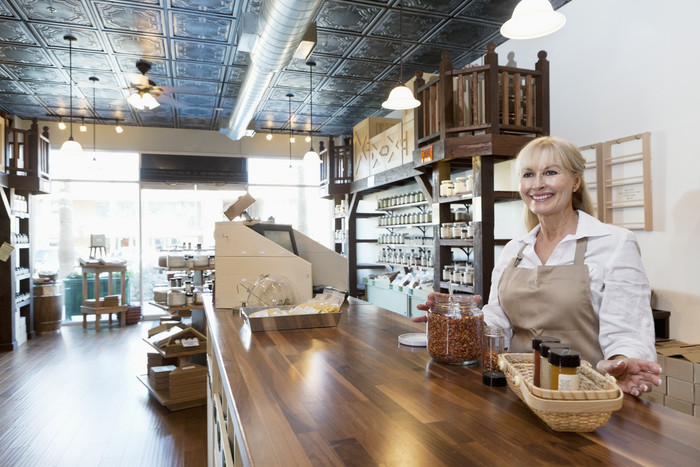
[204, 296, 700, 466]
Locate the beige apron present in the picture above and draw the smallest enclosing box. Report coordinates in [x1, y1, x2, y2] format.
[498, 237, 604, 364]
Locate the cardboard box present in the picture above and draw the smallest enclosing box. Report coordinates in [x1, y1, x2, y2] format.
[223, 193, 255, 221]
[667, 377, 695, 403]
[651, 375, 666, 395]
[695, 404, 700, 418]
[695, 384, 700, 405]
[656, 353, 666, 369]
[664, 395, 694, 416]
[640, 391, 664, 404]
[656, 341, 700, 382]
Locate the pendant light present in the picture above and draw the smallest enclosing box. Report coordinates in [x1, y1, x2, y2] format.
[89, 76, 99, 160]
[500, 0, 566, 40]
[287, 92, 294, 168]
[61, 34, 82, 153]
[303, 60, 320, 163]
[58, 117, 66, 130]
[382, 2, 420, 110]
[115, 119, 123, 134]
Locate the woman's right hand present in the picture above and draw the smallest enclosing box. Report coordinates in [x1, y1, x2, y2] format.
[411, 292, 481, 322]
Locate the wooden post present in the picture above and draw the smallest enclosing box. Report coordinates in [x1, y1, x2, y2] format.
[535, 50, 550, 136]
[439, 51, 453, 141]
[484, 43, 500, 135]
[413, 70, 425, 144]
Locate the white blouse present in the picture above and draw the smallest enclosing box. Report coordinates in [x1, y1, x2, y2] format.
[483, 210, 657, 362]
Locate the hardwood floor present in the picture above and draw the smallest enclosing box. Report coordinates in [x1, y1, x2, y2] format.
[0, 321, 206, 467]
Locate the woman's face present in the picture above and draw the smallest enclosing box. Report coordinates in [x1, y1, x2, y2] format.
[519, 157, 580, 220]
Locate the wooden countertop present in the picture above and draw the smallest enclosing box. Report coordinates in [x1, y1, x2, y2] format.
[205, 297, 700, 466]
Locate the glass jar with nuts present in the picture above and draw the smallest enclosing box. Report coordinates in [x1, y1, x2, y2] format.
[427, 294, 483, 365]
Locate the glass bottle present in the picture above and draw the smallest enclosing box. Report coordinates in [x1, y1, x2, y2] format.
[482, 326, 506, 386]
[531, 336, 560, 387]
[549, 348, 581, 390]
[540, 342, 569, 390]
[426, 295, 483, 365]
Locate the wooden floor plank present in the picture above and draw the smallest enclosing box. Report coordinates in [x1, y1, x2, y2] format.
[0, 322, 206, 466]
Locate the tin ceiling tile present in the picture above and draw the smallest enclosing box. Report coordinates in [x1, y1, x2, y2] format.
[175, 62, 224, 80]
[321, 76, 371, 94]
[0, 19, 37, 44]
[314, 31, 360, 56]
[316, 1, 384, 33]
[53, 50, 113, 71]
[177, 116, 212, 129]
[95, 2, 164, 35]
[171, 12, 232, 42]
[370, 10, 443, 42]
[458, 0, 520, 22]
[172, 39, 227, 63]
[23, 81, 68, 95]
[4, 64, 63, 82]
[117, 56, 168, 76]
[334, 59, 390, 80]
[349, 37, 400, 62]
[174, 78, 219, 95]
[106, 33, 167, 57]
[0, 45, 53, 65]
[177, 94, 217, 107]
[224, 65, 246, 83]
[426, 19, 497, 49]
[171, 0, 236, 15]
[16, 0, 92, 26]
[267, 88, 308, 102]
[222, 83, 239, 98]
[0, 79, 29, 93]
[0, 0, 13, 17]
[0, 104, 48, 118]
[32, 24, 103, 50]
[176, 106, 214, 118]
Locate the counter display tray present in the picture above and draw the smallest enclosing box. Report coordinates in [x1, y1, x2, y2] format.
[239, 305, 342, 332]
[500, 353, 623, 432]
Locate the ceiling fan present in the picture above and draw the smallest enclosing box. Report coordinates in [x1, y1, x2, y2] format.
[126, 60, 165, 110]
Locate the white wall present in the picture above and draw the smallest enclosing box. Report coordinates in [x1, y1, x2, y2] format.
[496, 0, 700, 342]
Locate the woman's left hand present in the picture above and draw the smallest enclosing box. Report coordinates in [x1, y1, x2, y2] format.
[596, 357, 663, 397]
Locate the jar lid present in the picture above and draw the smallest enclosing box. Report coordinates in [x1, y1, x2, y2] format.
[540, 342, 569, 358]
[532, 335, 561, 351]
[484, 325, 504, 336]
[548, 348, 581, 367]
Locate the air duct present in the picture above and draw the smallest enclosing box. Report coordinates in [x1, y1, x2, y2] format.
[226, 0, 323, 141]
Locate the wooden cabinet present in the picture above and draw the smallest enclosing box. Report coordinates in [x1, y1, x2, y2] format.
[79, 264, 128, 330]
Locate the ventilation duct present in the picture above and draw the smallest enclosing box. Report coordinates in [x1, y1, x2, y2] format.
[225, 0, 323, 141]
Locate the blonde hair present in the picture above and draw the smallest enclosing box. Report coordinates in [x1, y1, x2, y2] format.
[515, 136, 595, 231]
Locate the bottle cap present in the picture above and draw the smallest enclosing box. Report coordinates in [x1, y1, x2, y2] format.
[532, 335, 561, 351]
[540, 342, 569, 358]
[548, 348, 581, 367]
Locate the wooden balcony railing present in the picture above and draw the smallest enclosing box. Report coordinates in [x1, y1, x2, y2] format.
[3, 117, 51, 193]
[414, 43, 550, 148]
[320, 136, 353, 197]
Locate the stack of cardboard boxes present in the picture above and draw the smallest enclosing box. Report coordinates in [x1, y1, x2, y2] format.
[643, 341, 700, 417]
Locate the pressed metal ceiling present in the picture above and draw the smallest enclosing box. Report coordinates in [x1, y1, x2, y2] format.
[0, 0, 571, 137]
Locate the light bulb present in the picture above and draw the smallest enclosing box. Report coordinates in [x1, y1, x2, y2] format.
[305, 135, 311, 143]
[80, 119, 87, 132]
[115, 124, 123, 134]
[58, 120, 67, 130]
[290, 136, 295, 143]
[266, 133, 273, 141]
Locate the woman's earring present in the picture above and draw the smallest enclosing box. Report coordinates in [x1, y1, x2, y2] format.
[573, 187, 577, 192]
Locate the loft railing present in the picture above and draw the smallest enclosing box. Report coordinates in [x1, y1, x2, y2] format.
[414, 44, 550, 147]
[3, 117, 51, 193]
[320, 136, 353, 195]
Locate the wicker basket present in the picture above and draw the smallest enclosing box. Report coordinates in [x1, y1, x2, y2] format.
[499, 353, 623, 432]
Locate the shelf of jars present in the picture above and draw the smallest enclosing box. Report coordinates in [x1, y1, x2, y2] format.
[377, 247, 434, 270]
[376, 191, 427, 210]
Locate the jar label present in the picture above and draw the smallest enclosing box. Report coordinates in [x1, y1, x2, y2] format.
[557, 373, 580, 391]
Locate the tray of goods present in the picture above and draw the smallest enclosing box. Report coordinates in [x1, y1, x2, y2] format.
[240, 288, 346, 332]
[499, 353, 623, 432]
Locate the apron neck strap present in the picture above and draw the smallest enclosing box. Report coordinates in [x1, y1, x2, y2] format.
[574, 237, 588, 264]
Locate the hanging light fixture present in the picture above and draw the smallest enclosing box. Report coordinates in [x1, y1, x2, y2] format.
[286, 93, 294, 168]
[303, 60, 320, 163]
[266, 129, 273, 141]
[60, 34, 82, 153]
[80, 117, 87, 132]
[127, 91, 160, 110]
[115, 119, 123, 134]
[500, 0, 566, 40]
[382, 2, 420, 110]
[58, 117, 66, 130]
[89, 76, 99, 160]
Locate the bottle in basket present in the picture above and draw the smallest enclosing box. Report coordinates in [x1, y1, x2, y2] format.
[549, 348, 581, 390]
